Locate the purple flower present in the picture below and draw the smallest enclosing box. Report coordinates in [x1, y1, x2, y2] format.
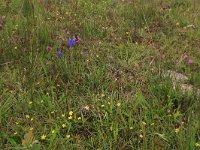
[57, 51, 62, 58]
[183, 53, 188, 59]
[188, 59, 193, 64]
[68, 39, 75, 48]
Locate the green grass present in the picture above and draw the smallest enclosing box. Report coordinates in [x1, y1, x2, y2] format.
[0, 0, 200, 149]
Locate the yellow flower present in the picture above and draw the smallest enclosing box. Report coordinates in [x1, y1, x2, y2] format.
[101, 105, 105, 107]
[77, 117, 81, 120]
[196, 143, 200, 147]
[85, 105, 89, 110]
[41, 100, 44, 103]
[51, 111, 55, 114]
[25, 115, 30, 119]
[68, 111, 73, 116]
[15, 122, 19, 125]
[101, 93, 105, 97]
[30, 118, 34, 121]
[139, 134, 143, 138]
[62, 124, 66, 128]
[68, 116, 73, 120]
[108, 102, 111, 105]
[52, 130, 55, 134]
[14, 131, 17, 135]
[66, 134, 70, 139]
[41, 134, 46, 140]
[175, 127, 180, 133]
[142, 121, 146, 126]
[130, 127, 133, 130]
[29, 101, 32, 105]
[126, 32, 129, 35]
[14, 46, 17, 49]
[61, 114, 65, 118]
[117, 103, 121, 107]
[29, 128, 33, 131]
[151, 123, 154, 126]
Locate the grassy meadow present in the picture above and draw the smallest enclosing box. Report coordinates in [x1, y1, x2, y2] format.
[0, 0, 200, 149]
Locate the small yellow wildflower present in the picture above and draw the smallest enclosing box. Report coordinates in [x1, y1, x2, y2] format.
[41, 100, 44, 103]
[126, 32, 129, 35]
[14, 46, 17, 49]
[66, 134, 70, 139]
[52, 130, 55, 134]
[117, 103, 121, 107]
[14, 131, 17, 135]
[77, 117, 81, 120]
[29, 128, 33, 131]
[142, 121, 146, 126]
[130, 127, 133, 130]
[151, 123, 154, 126]
[61, 114, 65, 118]
[15, 122, 19, 125]
[41, 134, 46, 140]
[139, 134, 143, 138]
[175, 127, 180, 133]
[30, 118, 34, 121]
[108, 102, 111, 105]
[68, 116, 73, 120]
[51, 111, 55, 114]
[62, 124, 66, 128]
[196, 143, 200, 147]
[29, 101, 32, 105]
[85, 105, 89, 110]
[68, 111, 73, 116]
[25, 115, 30, 119]
[101, 93, 105, 97]
[101, 105, 105, 108]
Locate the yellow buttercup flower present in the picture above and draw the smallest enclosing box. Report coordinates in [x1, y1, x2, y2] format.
[175, 127, 180, 133]
[62, 124, 66, 128]
[101, 105, 105, 107]
[41, 134, 46, 140]
[68, 111, 73, 116]
[25, 115, 30, 119]
[29, 101, 32, 105]
[30, 118, 34, 121]
[29, 128, 33, 131]
[85, 105, 89, 110]
[196, 143, 200, 147]
[68, 116, 73, 120]
[130, 127, 133, 130]
[77, 117, 81, 120]
[52, 130, 55, 134]
[14, 131, 17, 135]
[66, 134, 70, 139]
[61, 114, 65, 118]
[139, 134, 143, 138]
[117, 103, 121, 107]
[142, 121, 146, 126]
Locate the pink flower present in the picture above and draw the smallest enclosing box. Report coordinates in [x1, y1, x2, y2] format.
[183, 53, 188, 59]
[188, 59, 193, 64]
[46, 45, 52, 51]
[66, 31, 70, 35]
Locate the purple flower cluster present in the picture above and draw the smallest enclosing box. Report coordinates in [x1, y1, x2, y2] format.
[46, 32, 81, 59]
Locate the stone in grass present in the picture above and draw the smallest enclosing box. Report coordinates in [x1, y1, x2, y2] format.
[164, 70, 189, 82]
